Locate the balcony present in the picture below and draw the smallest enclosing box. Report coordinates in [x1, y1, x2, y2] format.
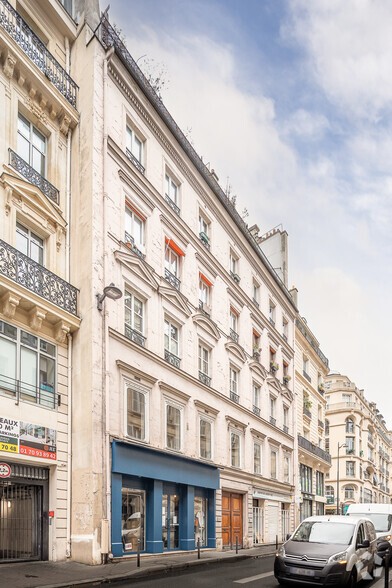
[303, 407, 312, 419]
[0, 374, 58, 409]
[303, 370, 311, 383]
[199, 232, 210, 250]
[230, 271, 240, 283]
[124, 232, 145, 259]
[269, 416, 276, 426]
[0, 239, 78, 316]
[230, 328, 239, 343]
[164, 268, 180, 291]
[165, 193, 180, 215]
[318, 419, 324, 429]
[346, 448, 355, 455]
[252, 297, 259, 308]
[0, 0, 77, 108]
[164, 349, 180, 369]
[298, 434, 332, 464]
[283, 425, 289, 434]
[198, 371, 211, 387]
[125, 148, 145, 175]
[296, 318, 329, 368]
[253, 405, 260, 417]
[125, 325, 146, 347]
[198, 300, 210, 317]
[9, 149, 59, 205]
[269, 317, 275, 328]
[230, 390, 239, 404]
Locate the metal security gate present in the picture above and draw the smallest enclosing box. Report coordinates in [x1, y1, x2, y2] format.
[0, 464, 49, 563]
[253, 507, 264, 545]
[281, 508, 290, 541]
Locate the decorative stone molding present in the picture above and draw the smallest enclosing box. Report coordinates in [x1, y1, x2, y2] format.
[29, 306, 47, 331]
[4, 186, 12, 216]
[54, 320, 70, 344]
[59, 113, 71, 136]
[0, 292, 20, 318]
[26, 97, 48, 124]
[2, 49, 17, 79]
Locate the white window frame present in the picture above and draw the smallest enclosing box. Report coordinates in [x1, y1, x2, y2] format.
[230, 367, 238, 395]
[165, 246, 179, 278]
[230, 309, 238, 333]
[282, 319, 288, 339]
[199, 278, 209, 305]
[17, 112, 47, 177]
[270, 395, 276, 419]
[124, 381, 149, 442]
[164, 318, 180, 358]
[165, 172, 179, 205]
[283, 454, 290, 483]
[124, 290, 144, 335]
[230, 430, 241, 468]
[271, 448, 278, 479]
[253, 282, 259, 303]
[126, 125, 143, 164]
[303, 355, 309, 375]
[253, 383, 260, 409]
[198, 343, 210, 376]
[199, 214, 209, 237]
[125, 203, 145, 252]
[269, 301, 275, 323]
[16, 221, 45, 265]
[254, 441, 262, 474]
[165, 399, 183, 452]
[199, 415, 214, 461]
[283, 405, 289, 428]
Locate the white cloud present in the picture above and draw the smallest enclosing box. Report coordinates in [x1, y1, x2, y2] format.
[283, 108, 330, 139]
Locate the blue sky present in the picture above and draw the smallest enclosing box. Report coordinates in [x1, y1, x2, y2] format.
[109, 0, 392, 421]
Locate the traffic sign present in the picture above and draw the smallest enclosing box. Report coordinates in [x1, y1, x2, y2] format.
[0, 463, 11, 478]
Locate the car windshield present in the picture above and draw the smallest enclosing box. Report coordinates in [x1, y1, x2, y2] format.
[347, 513, 392, 532]
[292, 521, 355, 545]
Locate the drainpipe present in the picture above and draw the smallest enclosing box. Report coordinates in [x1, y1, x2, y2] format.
[66, 332, 73, 557]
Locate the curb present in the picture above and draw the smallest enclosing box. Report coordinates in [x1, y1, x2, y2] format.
[40, 551, 276, 587]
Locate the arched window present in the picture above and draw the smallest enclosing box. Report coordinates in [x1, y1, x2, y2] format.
[345, 486, 355, 500]
[346, 418, 354, 434]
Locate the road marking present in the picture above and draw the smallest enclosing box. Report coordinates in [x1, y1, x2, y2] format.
[234, 571, 274, 584]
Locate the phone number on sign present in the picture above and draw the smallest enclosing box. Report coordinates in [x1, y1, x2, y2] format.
[0, 443, 17, 453]
[20, 447, 56, 460]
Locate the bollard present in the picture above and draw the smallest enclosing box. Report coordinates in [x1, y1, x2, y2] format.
[385, 550, 390, 588]
[236, 536, 239, 554]
[276, 535, 278, 551]
[137, 539, 141, 568]
[197, 537, 201, 559]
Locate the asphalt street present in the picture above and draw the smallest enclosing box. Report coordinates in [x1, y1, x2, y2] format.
[108, 555, 390, 587]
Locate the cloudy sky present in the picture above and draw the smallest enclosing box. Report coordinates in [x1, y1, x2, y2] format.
[109, 0, 391, 421]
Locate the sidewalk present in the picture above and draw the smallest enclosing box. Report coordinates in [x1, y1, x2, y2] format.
[0, 544, 277, 588]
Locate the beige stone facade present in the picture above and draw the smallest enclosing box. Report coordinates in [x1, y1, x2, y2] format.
[325, 374, 391, 514]
[0, 0, 80, 562]
[294, 314, 331, 525]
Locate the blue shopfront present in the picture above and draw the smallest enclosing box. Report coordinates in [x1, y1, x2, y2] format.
[111, 441, 219, 556]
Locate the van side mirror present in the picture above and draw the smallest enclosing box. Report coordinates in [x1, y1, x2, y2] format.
[358, 539, 370, 549]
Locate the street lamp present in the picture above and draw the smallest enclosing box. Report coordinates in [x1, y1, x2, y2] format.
[97, 283, 123, 310]
[336, 442, 347, 515]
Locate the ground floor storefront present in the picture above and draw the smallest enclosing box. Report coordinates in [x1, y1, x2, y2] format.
[111, 441, 219, 556]
[252, 489, 292, 545]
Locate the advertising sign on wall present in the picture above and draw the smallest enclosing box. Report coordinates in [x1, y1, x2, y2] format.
[0, 416, 56, 460]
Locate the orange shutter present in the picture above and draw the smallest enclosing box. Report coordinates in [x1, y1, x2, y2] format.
[199, 272, 213, 287]
[165, 237, 185, 256]
[125, 200, 146, 221]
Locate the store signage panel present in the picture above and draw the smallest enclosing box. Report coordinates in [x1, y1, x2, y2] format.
[0, 415, 56, 460]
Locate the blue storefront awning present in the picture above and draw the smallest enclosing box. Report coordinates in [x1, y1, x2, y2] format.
[112, 440, 220, 489]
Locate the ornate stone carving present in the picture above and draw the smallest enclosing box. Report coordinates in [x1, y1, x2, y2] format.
[26, 97, 48, 124]
[29, 306, 47, 331]
[54, 320, 70, 344]
[3, 49, 17, 79]
[1, 292, 20, 318]
[4, 186, 12, 216]
[59, 113, 71, 136]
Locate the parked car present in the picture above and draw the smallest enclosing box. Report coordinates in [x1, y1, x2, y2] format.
[346, 503, 392, 563]
[274, 515, 377, 586]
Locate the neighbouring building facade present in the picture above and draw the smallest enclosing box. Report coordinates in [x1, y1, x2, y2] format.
[0, 0, 80, 562]
[325, 374, 392, 514]
[293, 309, 331, 524]
[67, 9, 298, 564]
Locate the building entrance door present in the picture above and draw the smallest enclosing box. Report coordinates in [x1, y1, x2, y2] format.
[162, 492, 179, 550]
[222, 492, 243, 549]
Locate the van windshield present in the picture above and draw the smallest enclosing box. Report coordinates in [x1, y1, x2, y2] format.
[347, 513, 392, 532]
[292, 522, 355, 545]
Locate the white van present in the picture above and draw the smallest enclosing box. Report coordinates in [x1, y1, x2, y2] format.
[346, 503, 392, 562]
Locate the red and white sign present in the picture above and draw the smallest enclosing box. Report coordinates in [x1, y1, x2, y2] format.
[0, 463, 11, 478]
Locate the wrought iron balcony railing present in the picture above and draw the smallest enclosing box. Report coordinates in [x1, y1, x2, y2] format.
[0, 0, 77, 108]
[283, 425, 289, 434]
[124, 232, 145, 259]
[252, 297, 259, 308]
[318, 419, 324, 429]
[303, 370, 311, 383]
[230, 270, 240, 283]
[125, 325, 146, 347]
[199, 232, 210, 250]
[269, 416, 276, 426]
[198, 371, 211, 387]
[0, 238, 78, 315]
[164, 268, 180, 290]
[253, 405, 260, 417]
[125, 147, 145, 175]
[165, 194, 180, 215]
[298, 434, 332, 463]
[303, 407, 312, 419]
[230, 328, 239, 343]
[164, 349, 180, 368]
[9, 149, 59, 205]
[230, 390, 239, 403]
[0, 374, 58, 409]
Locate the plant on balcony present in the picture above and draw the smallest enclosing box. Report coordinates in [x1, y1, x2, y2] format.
[318, 383, 324, 393]
[283, 375, 291, 385]
[270, 361, 279, 373]
[253, 345, 261, 360]
[303, 399, 312, 409]
[233, 273, 240, 283]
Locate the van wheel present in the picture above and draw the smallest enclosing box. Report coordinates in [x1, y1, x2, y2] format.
[345, 570, 356, 588]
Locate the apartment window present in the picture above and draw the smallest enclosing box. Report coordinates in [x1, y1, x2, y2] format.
[346, 437, 354, 455]
[230, 253, 237, 275]
[326, 485, 334, 503]
[165, 173, 179, 204]
[125, 203, 144, 252]
[300, 464, 312, 493]
[126, 125, 143, 164]
[316, 471, 324, 496]
[230, 367, 239, 401]
[342, 394, 352, 406]
[345, 486, 355, 500]
[270, 347, 278, 372]
[269, 301, 275, 325]
[198, 344, 209, 376]
[303, 429, 309, 440]
[231, 432, 241, 468]
[124, 291, 144, 343]
[164, 319, 179, 358]
[325, 420, 330, 435]
[199, 215, 210, 248]
[17, 112, 46, 176]
[230, 308, 239, 342]
[283, 406, 289, 431]
[126, 383, 148, 441]
[16, 222, 44, 265]
[303, 356, 309, 376]
[284, 455, 290, 483]
[166, 403, 182, 451]
[254, 442, 261, 474]
[270, 395, 276, 419]
[199, 417, 212, 460]
[0, 320, 56, 409]
[271, 449, 277, 479]
[346, 461, 355, 477]
[325, 395, 330, 409]
[253, 330, 261, 355]
[282, 319, 288, 340]
[346, 418, 354, 434]
[58, 0, 73, 16]
[165, 246, 179, 278]
[253, 383, 260, 410]
[199, 273, 212, 310]
[253, 282, 259, 305]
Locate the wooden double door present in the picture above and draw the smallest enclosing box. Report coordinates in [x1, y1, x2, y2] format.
[222, 491, 243, 548]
